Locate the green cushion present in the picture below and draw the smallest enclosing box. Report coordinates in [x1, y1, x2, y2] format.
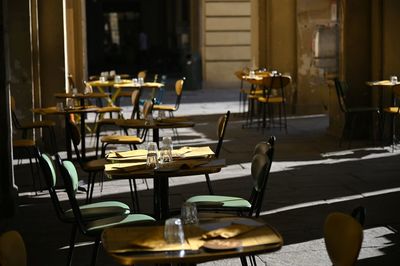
[62, 160, 79, 192]
[41, 153, 57, 187]
[64, 201, 131, 221]
[187, 195, 251, 209]
[86, 214, 155, 233]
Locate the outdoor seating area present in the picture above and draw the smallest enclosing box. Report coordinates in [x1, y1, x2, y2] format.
[5, 85, 400, 265]
[3, 1, 400, 266]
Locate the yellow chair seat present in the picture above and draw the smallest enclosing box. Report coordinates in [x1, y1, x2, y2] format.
[101, 135, 143, 144]
[241, 89, 264, 95]
[153, 105, 176, 111]
[257, 96, 284, 103]
[384, 107, 400, 114]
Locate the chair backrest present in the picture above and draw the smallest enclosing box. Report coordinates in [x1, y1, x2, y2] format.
[262, 74, 291, 98]
[10, 96, 23, 129]
[131, 89, 141, 119]
[215, 111, 230, 158]
[174, 78, 185, 110]
[138, 70, 147, 80]
[55, 154, 88, 234]
[248, 136, 275, 217]
[38, 151, 68, 222]
[334, 78, 349, 113]
[0, 230, 27, 266]
[67, 120, 84, 164]
[324, 212, 363, 266]
[142, 99, 154, 118]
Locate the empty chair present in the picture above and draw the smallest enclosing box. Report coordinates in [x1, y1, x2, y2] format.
[204, 111, 230, 194]
[382, 84, 400, 150]
[0, 230, 26, 266]
[334, 78, 380, 147]
[153, 78, 185, 117]
[11, 96, 57, 153]
[38, 151, 131, 265]
[324, 212, 363, 266]
[56, 154, 155, 266]
[256, 74, 291, 131]
[186, 136, 275, 217]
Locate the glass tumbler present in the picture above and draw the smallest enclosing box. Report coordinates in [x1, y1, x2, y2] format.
[181, 202, 199, 225]
[146, 142, 158, 168]
[159, 137, 173, 163]
[164, 218, 185, 244]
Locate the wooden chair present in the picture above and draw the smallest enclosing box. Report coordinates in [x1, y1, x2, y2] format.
[235, 70, 264, 116]
[324, 212, 363, 266]
[256, 74, 291, 132]
[382, 84, 400, 150]
[0, 230, 26, 266]
[186, 136, 275, 217]
[204, 111, 230, 194]
[12, 139, 41, 192]
[334, 78, 380, 147]
[11, 96, 57, 153]
[153, 78, 185, 117]
[116, 70, 147, 99]
[38, 151, 131, 266]
[56, 154, 155, 266]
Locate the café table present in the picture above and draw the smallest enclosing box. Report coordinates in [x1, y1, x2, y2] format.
[113, 81, 165, 100]
[54, 92, 109, 106]
[116, 117, 195, 147]
[101, 215, 283, 265]
[86, 79, 132, 105]
[105, 147, 224, 220]
[32, 106, 100, 160]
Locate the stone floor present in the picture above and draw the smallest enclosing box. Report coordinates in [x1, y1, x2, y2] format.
[6, 85, 400, 265]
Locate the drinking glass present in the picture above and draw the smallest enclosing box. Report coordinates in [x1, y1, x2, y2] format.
[56, 102, 64, 112]
[390, 76, 398, 84]
[159, 136, 173, 163]
[181, 202, 198, 225]
[114, 75, 121, 83]
[146, 142, 158, 168]
[65, 98, 74, 109]
[164, 218, 185, 244]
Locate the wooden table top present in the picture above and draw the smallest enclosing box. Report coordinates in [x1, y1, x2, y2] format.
[101, 216, 283, 265]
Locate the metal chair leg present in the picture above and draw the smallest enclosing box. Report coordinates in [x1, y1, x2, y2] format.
[90, 238, 100, 266]
[67, 225, 77, 266]
[204, 173, 214, 195]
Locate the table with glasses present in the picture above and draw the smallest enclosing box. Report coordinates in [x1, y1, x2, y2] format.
[105, 147, 224, 220]
[116, 117, 195, 146]
[113, 81, 165, 100]
[101, 215, 283, 265]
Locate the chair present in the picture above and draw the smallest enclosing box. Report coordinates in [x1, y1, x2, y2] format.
[94, 89, 142, 157]
[55, 154, 155, 266]
[153, 78, 185, 117]
[204, 111, 230, 194]
[13, 139, 41, 192]
[186, 136, 275, 217]
[324, 212, 363, 266]
[100, 99, 153, 157]
[0, 230, 26, 266]
[382, 84, 400, 150]
[68, 120, 107, 203]
[116, 70, 147, 99]
[235, 70, 264, 116]
[11, 96, 57, 153]
[334, 78, 380, 147]
[38, 151, 131, 266]
[256, 74, 291, 131]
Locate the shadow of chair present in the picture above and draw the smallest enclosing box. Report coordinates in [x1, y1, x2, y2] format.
[55, 154, 155, 266]
[204, 110, 230, 194]
[324, 212, 363, 266]
[38, 151, 132, 266]
[334, 78, 380, 147]
[186, 136, 275, 218]
[0, 230, 26, 266]
[382, 84, 400, 150]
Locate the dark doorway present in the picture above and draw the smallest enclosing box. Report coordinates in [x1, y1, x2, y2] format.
[86, 0, 190, 79]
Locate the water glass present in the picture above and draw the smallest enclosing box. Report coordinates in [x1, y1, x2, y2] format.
[139, 77, 144, 85]
[144, 114, 154, 126]
[56, 102, 64, 112]
[72, 88, 78, 96]
[159, 137, 173, 163]
[84, 84, 93, 94]
[65, 98, 74, 109]
[114, 75, 121, 83]
[109, 70, 116, 77]
[146, 142, 158, 168]
[132, 78, 138, 85]
[390, 76, 398, 84]
[164, 218, 185, 244]
[100, 76, 106, 82]
[181, 202, 198, 225]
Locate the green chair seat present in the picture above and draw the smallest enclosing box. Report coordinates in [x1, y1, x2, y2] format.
[187, 195, 251, 209]
[64, 201, 130, 220]
[86, 214, 155, 233]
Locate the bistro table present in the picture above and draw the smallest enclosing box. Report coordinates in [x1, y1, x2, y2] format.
[113, 81, 165, 100]
[86, 79, 132, 104]
[33, 106, 100, 160]
[116, 117, 195, 147]
[105, 147, 224, 220]
[101, 215, 283, 265]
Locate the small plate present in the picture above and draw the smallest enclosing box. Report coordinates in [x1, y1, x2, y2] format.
[203, 239, 242, 251]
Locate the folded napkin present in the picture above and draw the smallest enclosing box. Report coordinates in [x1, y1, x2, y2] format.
[106, 149, 147, 160]
[105, 162, 147, 172]
[173, 146, 215, 159]
[202, 223, 256, 239]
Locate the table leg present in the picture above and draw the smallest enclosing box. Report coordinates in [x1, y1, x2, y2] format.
[65, 114, 72, 160]
[80, 114, 86, 160]
[153, 128, 160, 148]
[153, 175, 170, 220]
